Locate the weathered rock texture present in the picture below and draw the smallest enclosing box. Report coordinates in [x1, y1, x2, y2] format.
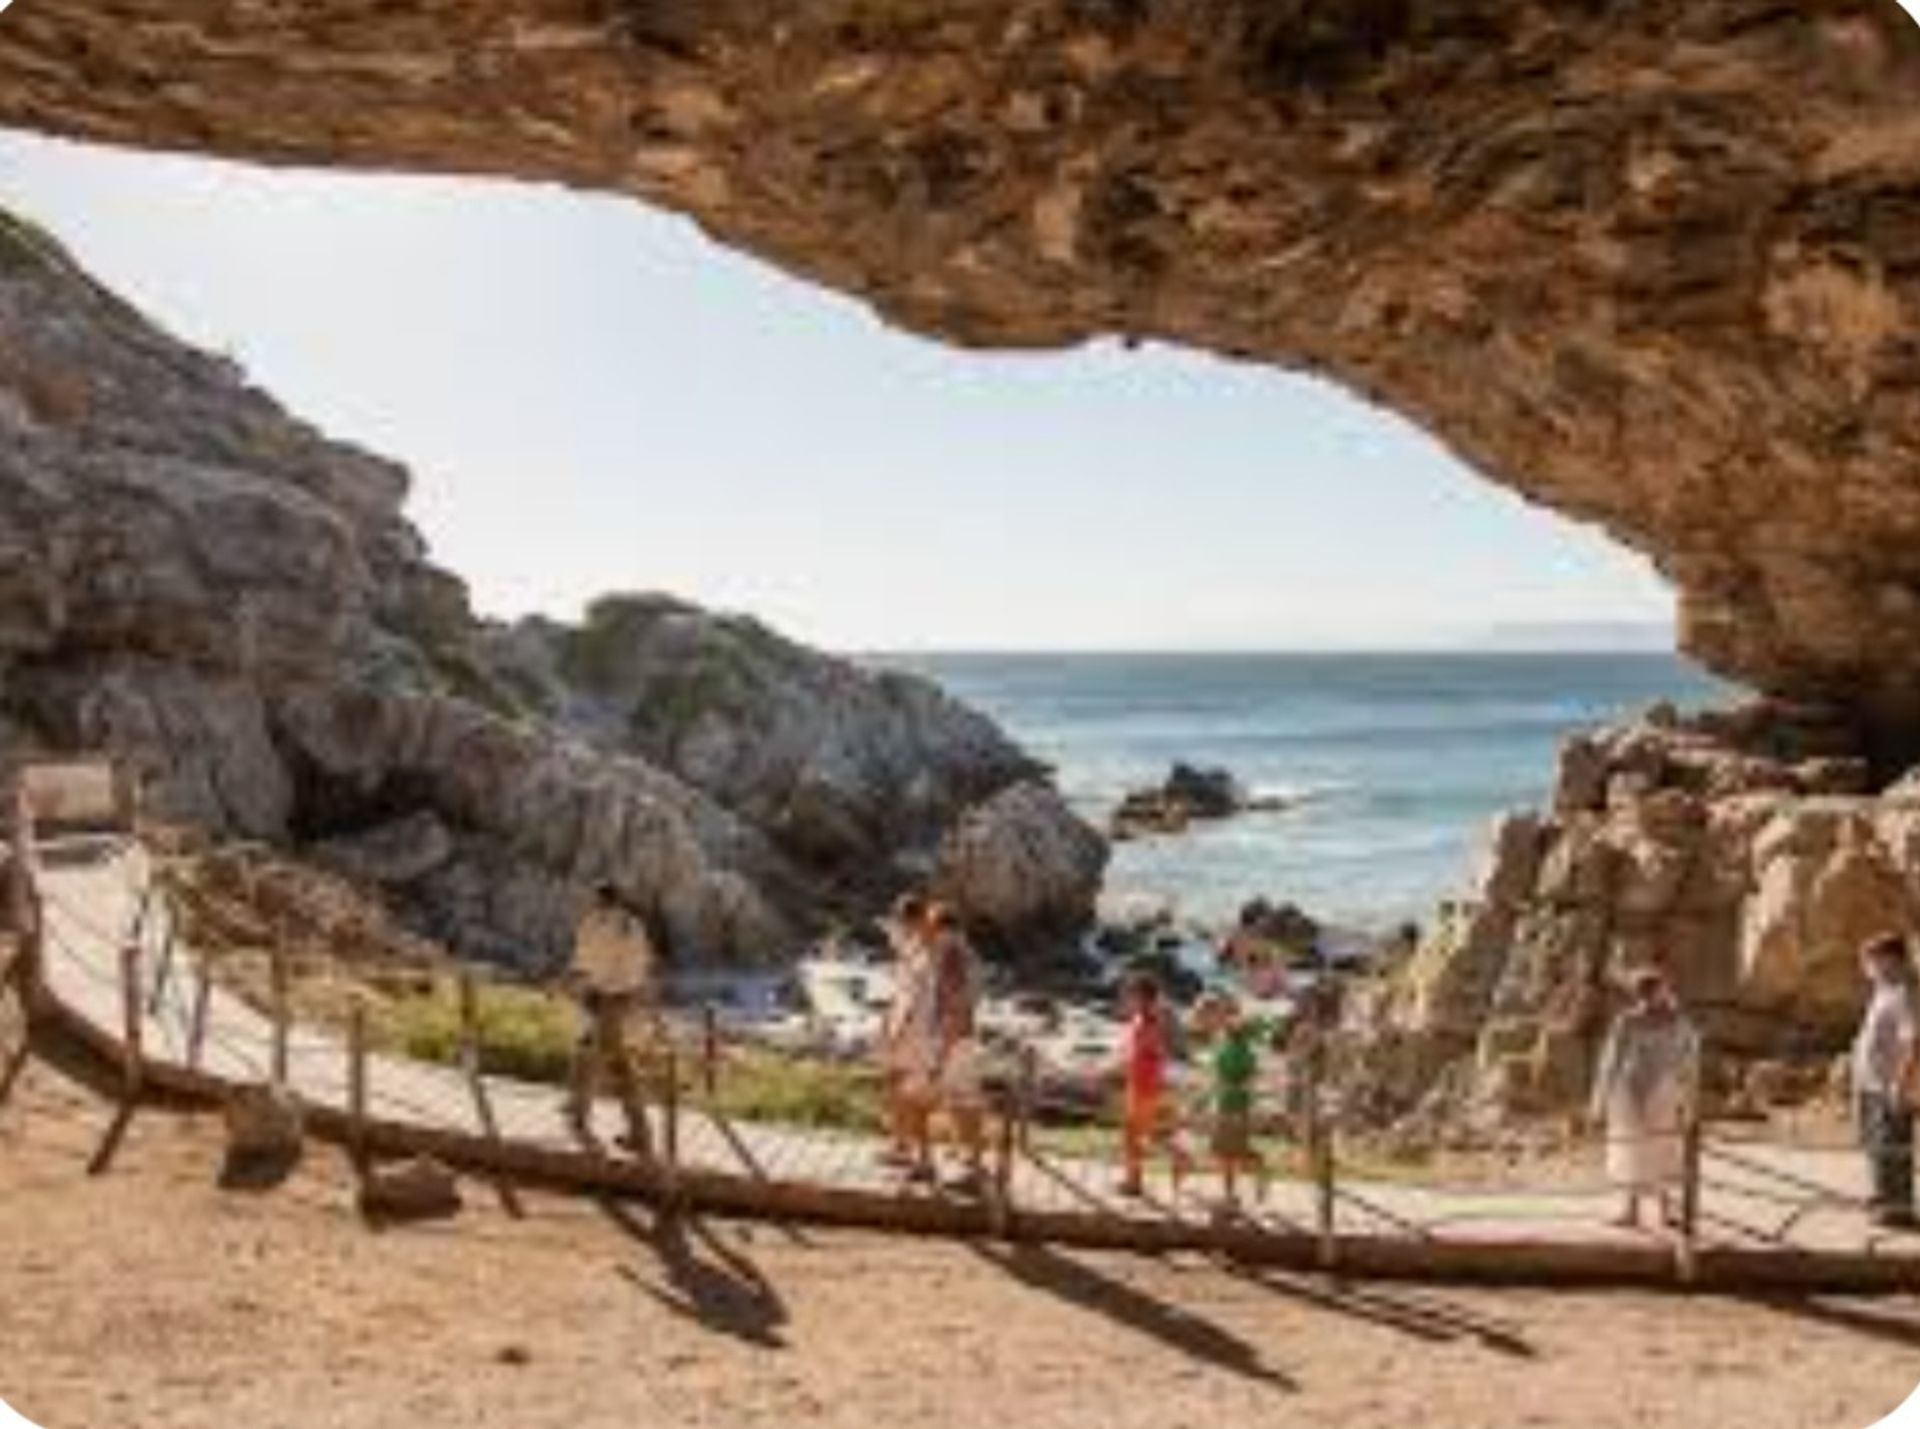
[0, 209, 1102, 968]
[4, 2, 1920, 729]
[933, 780, 1109, 950]
[1364, 697, 1920, 1128]
[481, 598, 1039, 883]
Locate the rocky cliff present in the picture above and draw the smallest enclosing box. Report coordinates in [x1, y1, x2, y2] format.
[1358, 695, 1918, 1132]
[0, 208, 1104, 969]
[3, 2, 1920, 733]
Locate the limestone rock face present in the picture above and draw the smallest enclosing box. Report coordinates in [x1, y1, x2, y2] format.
[934, 781, 1109, 954]
[4, 5, 1920, 724]
[1375, 698, 1920, 1123]
[481, 598, 1039, 882]
[0, 210, 1101, 968]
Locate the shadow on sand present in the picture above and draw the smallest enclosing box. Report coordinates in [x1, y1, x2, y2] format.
[968, 1240, 1298, 1390]
[1219, 1260, 1536, 1358]
[600, 1198, 790, 1349]
[1741, 1293, 1920, 1350]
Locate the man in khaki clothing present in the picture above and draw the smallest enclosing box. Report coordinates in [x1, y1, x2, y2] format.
[564, 882, 660, 1155]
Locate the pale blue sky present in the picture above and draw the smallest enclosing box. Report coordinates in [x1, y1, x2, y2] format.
[0, 128, 1673, 652]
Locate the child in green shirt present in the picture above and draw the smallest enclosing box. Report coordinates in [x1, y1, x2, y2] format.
[1207, 998, 1268, 1208]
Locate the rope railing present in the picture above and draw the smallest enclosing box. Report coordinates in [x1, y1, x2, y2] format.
[10, 820, 1910, 1287]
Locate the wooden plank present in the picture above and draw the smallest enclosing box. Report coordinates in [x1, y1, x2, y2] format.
[1678, 1113, 1703, 1285]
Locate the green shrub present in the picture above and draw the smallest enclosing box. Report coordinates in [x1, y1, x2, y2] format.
[376, 979, 881, 1133]
[377, 982, 578, 1084]
[708, 1050, 882, 1133]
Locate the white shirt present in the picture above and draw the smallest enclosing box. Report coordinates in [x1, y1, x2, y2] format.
[570, 906, 656, 999]
[1853, 981, 1919, 1097]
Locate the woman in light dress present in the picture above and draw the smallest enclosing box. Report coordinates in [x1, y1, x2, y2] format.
[877, 896, 987, 1190]
[879, 894, 940, 1180]
[1590, 967, 1699, 1229]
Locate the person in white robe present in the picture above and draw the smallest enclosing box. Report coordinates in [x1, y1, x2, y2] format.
[1590, 967, 1699, 1229]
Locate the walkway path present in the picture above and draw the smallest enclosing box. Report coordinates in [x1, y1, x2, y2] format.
[24, 835, 1920, 1293]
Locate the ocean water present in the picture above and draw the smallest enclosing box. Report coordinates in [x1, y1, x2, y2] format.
[890, 652, 1732, 931]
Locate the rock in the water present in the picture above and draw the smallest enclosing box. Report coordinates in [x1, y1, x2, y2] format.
[1234, 898, 1320, 955]
[1165, 763, 1243, 820]
[936, 782, 1109, 954]
[1111, 762, 1264, 839]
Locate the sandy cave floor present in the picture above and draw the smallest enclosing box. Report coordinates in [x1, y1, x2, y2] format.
[0, 1048, 1917, 1429]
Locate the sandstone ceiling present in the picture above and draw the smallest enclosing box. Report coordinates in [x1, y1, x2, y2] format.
[2, 1, 1920, 729]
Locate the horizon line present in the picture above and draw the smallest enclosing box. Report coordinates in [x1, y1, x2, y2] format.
[853, 644, 1699, 660]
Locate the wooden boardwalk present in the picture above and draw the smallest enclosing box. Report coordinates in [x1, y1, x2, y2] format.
[22, 834, 1920, 1294]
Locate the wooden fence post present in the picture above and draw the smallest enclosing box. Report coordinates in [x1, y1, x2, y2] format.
[6, 792, 42, 1009]
[347, 993, 370, 1178]
[662, 1039, 682, 1185]
[990, 1084, 1018, 1239]
[701, 1003, 719, 1098]
[186, 956, 213, 1074]
[1677, 1111, 1703, 1286]
[1017, 1044, 1039, 1153]
[458, 971, 525, 1219]
[268, 927, 291, 1088]
[1308, 1024, 1337, 1272]
[146, 919, 178, 1018]
[118, 939, 145, 1099]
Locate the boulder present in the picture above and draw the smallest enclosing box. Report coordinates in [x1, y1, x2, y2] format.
[1738, 808, 1914, 1034]
[1164, 763, 1243, 820]
[1234, 898, 1320, 955]
[1110, 761, 1263, 839]
[358, 1155, 463, 1221]
[935, 781, 1107, 952]
[1109, 788, 1191, 841]
[222, 1082, 305, 1163]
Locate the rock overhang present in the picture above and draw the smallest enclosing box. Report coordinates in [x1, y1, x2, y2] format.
[3, 1, 1920, 725]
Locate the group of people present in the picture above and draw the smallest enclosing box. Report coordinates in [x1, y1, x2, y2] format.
[1114, 974, 1289, 1205]
[556, 877, 1920, 1234]
[1587, 933, 1919, 1232]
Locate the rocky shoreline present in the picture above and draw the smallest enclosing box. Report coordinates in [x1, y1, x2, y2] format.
[0, 207, 1106, 973]
[1, 202, 1906, 1151]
